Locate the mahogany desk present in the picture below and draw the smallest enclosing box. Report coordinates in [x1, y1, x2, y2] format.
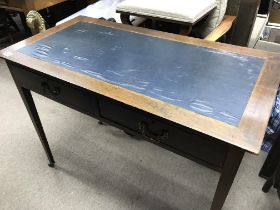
[1, 16, 280, 210]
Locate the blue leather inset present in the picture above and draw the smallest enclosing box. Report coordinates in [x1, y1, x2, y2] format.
[19, 21, 265, 125]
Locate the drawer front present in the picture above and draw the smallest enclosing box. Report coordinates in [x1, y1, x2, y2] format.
[99, 96, 228, 169]
[10, 64, 98, 117]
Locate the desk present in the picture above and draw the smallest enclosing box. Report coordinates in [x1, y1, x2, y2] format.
[1, 16, 280, 210]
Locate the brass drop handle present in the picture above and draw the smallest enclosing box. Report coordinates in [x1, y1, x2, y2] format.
[41, 82, 60, 97]
[138, 121, 169, 142]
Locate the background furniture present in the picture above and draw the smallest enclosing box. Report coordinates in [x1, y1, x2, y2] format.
[56, 0, 145, 26]
[204, 15, 236, 41]
[261, 138, 280, 199]
[228, 0, 262, 46]
[259, 0, 271, 14]
[0, 0, 263, 47]
[0, 0, 7, 5]
[249, 0, 280, 54]
[116, 0, 235, 42]
[56, 0, 235, 42]
[116, 0, 217, 35]
[0, 0, 69, 33]
[55, 0, 261, 46]
[260, 134, 280, 179]
[269, 0, 280, 23]
[0, 8, 19, 44]
[259, 86, 280, 197]
[0, 0, 67, 14]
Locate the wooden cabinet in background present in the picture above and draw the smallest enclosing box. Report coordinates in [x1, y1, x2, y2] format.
[0, 0, 67, 14]
[0, 0, 7, 5]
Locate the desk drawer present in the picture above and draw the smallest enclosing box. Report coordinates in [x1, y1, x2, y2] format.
[10, 64, 98, 117]
[99, 96, 228, 169]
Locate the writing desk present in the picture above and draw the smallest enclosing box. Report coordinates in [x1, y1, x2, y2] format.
[1, 16, 280, 210]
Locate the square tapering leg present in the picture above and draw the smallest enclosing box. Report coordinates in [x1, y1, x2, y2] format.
[14, 84, 55, 167]
[211, 146, 245, 210]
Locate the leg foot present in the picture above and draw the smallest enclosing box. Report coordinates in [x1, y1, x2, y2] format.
[262, 178, 273, 192]
[48, 162, 55, 168]
[120, 13, 132, 25]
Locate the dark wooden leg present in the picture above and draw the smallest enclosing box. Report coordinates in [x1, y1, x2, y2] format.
[14, 85, 55, 167]
[262, 153, 280, 195]
[259, 138, 280, 179]
[120, 13, 132, 25]
[210, 146, 245, 210]
[179, 25, 192, 35]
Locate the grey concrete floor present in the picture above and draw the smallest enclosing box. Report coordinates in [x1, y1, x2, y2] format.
[0, 58, 279, 210]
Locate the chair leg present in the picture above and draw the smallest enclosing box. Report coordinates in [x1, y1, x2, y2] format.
[262, 177, 274, 192]
[120, 13, 132, 25]
[262, 152, 280, 199]
[179, 25, 192, 35]
[273, 161, 280, 189]
[259, 138, 280, 179]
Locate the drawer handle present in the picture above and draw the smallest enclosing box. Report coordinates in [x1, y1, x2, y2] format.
[41, 82, 60, 97]
[138, 121, 169, 142]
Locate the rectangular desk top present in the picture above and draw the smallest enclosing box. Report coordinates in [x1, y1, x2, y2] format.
[18, 21, 264, 127]
[1, 16, 280, 153]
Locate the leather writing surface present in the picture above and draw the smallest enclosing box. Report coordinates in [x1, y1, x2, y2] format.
[18, 21, 265, 125]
